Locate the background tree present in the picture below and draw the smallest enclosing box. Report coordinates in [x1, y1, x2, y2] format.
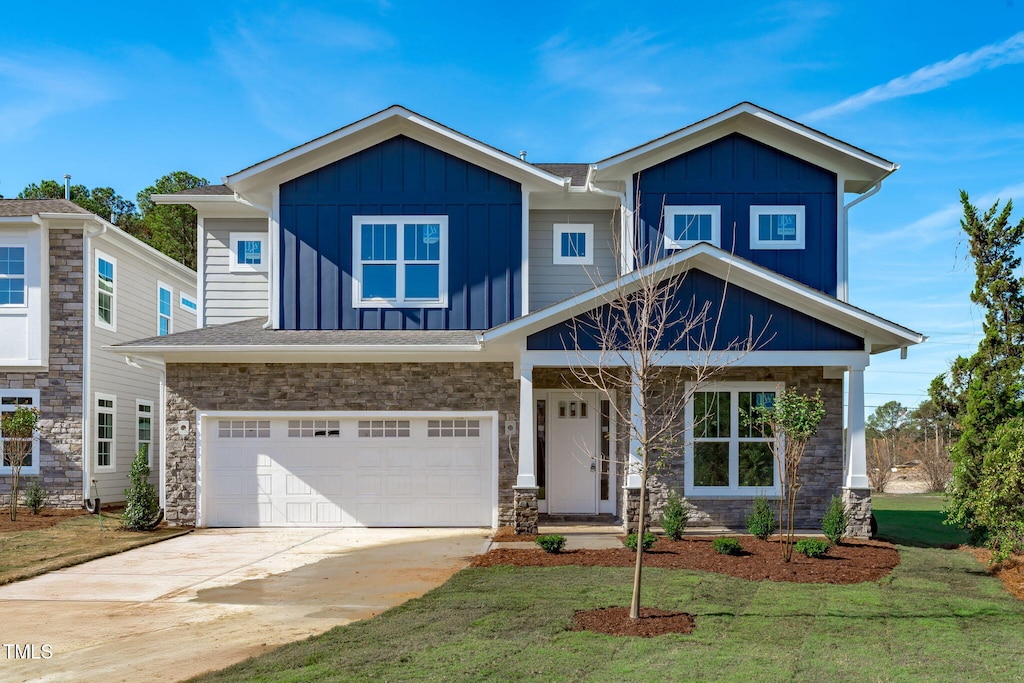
[18, 180, 139, 227]
[865, 400, 910, 468]
[136, 171, 209, 270]
[2, 406, 41, 521]
[930, 190, 1024, 546]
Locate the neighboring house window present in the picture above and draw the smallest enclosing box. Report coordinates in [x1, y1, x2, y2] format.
[179, 294, 198, 312]
[553, 223, 594, 265]
[684, 383, 779, 496]
[229, 233, 268, 273]
[137, 400, 153, 467]
[157, 283, 172, 336]
[352, 216, 448, 308]
[427, 419, 481, 437]
[96, 393, 116, 472]
[664, 206, 721, 250]
[218, 420, 271, 438]
[750, 205, 806, 250]
[0, 246, 26, 306]
[96, 252, 116, 331]
[357, 420, 411, 437]
[0, 390, 40, 475]
[288, 420, 341, 437]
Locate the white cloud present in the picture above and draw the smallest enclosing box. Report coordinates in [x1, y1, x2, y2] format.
[0, 56, 112, 141]
[805, 31, 1024, 121]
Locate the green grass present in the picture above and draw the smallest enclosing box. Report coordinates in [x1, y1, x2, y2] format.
[193, 496, 1023, 683]
[872, 493, 969, 548]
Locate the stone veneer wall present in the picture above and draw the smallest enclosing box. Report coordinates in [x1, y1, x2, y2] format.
[627, 367, 845, 531]
[164, 362, 519, 527]
[0, 230, 85, 507]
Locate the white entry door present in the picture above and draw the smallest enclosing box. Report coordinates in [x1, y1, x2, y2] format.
[546, 392, 598, 514]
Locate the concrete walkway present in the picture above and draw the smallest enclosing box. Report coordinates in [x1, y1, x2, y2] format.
[0, 527, 490, 683]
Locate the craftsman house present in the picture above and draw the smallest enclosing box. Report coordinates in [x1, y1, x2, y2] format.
[0, 199, 197, 507]
[117, 103, 923, 534]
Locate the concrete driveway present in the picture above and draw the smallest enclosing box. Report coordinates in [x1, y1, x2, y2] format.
[0, 527, 490, 682]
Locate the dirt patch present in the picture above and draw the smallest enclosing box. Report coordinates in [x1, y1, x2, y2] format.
[491, 526, 536, 542]
[573, 606, 695, 637]
[0, 507, 89, 532]
[473, 536, 900, 584]
[962, 546, 1024, 600]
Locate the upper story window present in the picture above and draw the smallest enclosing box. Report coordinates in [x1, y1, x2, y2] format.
[95, 251, 116, 331]
[179, 294, 197, 312]
[553, 223, 594, 265]
[157, 282, 172, 336]
[229, 233, 268, 273]
[750, 205, 805, 250]
[0, 246, 26, 306]
[352, 216, 448, 308]
[0, 390, 40, 475]
[664, 206, 721, 250]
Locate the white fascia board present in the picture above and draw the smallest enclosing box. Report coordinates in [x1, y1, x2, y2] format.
[482, 243, 923, 351]
[225, 106, 565, 194]
[593, 103, 896, 187]
[522, 349, 870, 371]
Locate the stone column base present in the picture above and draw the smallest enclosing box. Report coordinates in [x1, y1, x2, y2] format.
[513, 487, 539, 535]
[622, 487, 651, 533]
[843, 488, 872, 538]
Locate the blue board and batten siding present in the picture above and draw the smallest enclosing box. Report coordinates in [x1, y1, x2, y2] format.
[527, 270, 863, 351]
[279, 135, 522, 330]
[636, 133, 838, 295]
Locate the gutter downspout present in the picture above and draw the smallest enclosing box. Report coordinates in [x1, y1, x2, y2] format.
[126, 356, 167, 511]
[81, 219, 108, 505]
[585, 166, 633, 273]
[231, 191, 275, 329]
[840, 180, 884, 301]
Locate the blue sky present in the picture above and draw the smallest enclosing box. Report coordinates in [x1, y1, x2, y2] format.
[2, 1, 1023, 414]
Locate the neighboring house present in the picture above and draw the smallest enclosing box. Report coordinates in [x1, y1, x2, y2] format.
[118, 103, 923, 535]
[0, 199, 197, 507]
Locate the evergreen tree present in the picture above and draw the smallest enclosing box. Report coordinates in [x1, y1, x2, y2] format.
[930, 190, 1024, 544]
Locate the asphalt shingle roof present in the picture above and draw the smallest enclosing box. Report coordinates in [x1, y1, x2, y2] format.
[0, 199, 91, 217]
[534, 163, 589, 187]
[115, 318, 482, 348]
[171, 185, 233, 196]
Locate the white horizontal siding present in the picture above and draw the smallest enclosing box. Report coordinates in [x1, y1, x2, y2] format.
[529, 209, 618, 311]
[204, 218, 268, 326]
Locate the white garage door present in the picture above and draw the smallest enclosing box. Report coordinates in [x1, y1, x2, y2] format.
[201, 415, 494, 527]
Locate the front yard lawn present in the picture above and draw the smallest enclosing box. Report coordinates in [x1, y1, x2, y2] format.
[872, 493, 969, 547]
[0, 508, 189, 585]
[194, 530, 1024, 681]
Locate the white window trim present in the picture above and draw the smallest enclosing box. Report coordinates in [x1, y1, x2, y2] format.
[95, 393, 117, 473]
[664, 206, 721, 250]
[0, 244, 28, 309]
[95, 250, 116, 332]
[179, 293, 198, 313]
[352, 215, 449, 309]
[684, 381, 783, 497]
[0, 389, 41, 475]
[157, 281, 173, 336]
[229, 232, 269, 273]
[552, 223, 594, 265]
[750, 205, 806, 250]
[136, 399, 154, 469]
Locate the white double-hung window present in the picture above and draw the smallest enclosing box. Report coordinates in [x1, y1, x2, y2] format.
[353, 216, 448, 308]
[95, 252, 116, 331]
[750, 205, 805, 249]
[0, 389, 40, 475]
[664, 206, 721, 249]
[0, 247, 26, 306]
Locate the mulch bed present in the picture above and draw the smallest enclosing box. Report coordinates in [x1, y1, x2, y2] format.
[962, 546, 1024, 601]
[473, 536, 900, 585]
[572, 607, 695, 637]
[491, 526, 536, 543]
[0, 507, 90, 533]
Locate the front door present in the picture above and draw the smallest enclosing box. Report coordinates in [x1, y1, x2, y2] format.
[546, 391, 599, 514]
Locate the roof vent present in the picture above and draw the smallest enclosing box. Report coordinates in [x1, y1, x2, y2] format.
[519, 150, 527, 161]
[63, 174, 71, 200]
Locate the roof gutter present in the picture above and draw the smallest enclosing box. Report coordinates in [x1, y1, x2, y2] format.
[585, 166, 634, 273]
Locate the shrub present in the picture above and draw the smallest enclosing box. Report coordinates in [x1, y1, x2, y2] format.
[122, 448, 160, 531]
[712, 537, 743, 555]
[623, 532, 658, 552]
[794, 538, 830, 558]
[661, 493, 692, 541]
[535, 534, 566, 554]
[746, 496, 778, 540]
[24, 478, 46, 515]
[821, 496, 849, 546]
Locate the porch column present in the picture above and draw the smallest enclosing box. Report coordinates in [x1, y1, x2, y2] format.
[845, 367, 869, 489]
[513, 363, 539, 534]
[626, 369, 642, 488]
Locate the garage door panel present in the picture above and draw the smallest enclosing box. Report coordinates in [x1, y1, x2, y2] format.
[205, 416, 492, 527]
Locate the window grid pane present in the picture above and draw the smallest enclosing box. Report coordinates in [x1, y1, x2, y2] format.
[217, 420, 271, 438]
[287, 419, 341, 438]
[357, 420, 410, 438]
[427, 418, 480, 437]
[560, 232, 587, 258]
[238, 240, 262, 265]
[693, 442, 729, 486]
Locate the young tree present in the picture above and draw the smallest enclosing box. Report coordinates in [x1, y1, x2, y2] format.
[929, 191, 1024, 545]
[136, 171, 210, 270]
[751, 388, 825, 561]
[122, 448, 160, 531]
[2, 406, 41, 521]
[566, 226, 768, 619]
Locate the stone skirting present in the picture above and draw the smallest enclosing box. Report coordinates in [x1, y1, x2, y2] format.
[842, 488, 872, 538]
[0, 230, 85, 508]
[622, 487, 651, 533]
[164, 361, 519, 526]
[513, 487, 539, 534]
